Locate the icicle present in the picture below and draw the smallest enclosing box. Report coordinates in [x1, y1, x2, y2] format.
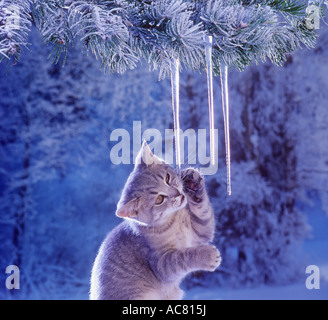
[219, 62, 232, 196]
[171, 58, 181, 170]
[205, 35, 216, 167]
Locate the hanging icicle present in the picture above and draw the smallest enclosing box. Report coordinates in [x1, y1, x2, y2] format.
[205, 35, 216, 167]
[171, 57, 181, 170]
[219, 62, 232, 196]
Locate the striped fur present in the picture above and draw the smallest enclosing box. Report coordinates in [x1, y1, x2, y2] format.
[90, 142, 221, 300]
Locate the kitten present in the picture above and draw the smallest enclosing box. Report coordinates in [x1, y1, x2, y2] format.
[90, 141, 221, 300]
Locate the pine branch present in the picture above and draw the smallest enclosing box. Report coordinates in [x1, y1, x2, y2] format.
[0, 0, 324, 76]
[128, 0, 205, 78]
[243, 0, 307, 17]
[0, 0, 31, 63]
[68, 1, 138, 73]
[31, 0, 76, 65]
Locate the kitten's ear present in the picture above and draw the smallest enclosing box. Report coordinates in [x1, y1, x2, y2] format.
[135, 140, 164, 167]
[116, 197, 141, 219]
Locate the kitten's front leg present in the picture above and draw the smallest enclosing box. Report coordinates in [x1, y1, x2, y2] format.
[152, 245, 221, 282]
[181, 168, 215, 242]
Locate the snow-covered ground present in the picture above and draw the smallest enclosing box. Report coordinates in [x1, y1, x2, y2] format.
[186, 237, 328, 300]
[186, 239, 328, 300]
[186, 278, 328, 300]
[186, 195, 328, 300]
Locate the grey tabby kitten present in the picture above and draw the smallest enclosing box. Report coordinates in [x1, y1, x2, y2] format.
[90, 141, 221, 300]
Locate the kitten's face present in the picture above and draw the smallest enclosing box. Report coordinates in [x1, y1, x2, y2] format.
[137, 163, 186, 226]
[116, 142, 187, 227]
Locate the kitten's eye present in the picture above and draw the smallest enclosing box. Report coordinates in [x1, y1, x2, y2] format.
[165, 174, 170, 185]
[155, 195, 165, 205]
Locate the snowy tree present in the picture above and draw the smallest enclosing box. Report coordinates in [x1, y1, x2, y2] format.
[0, 29, 111, 298]
[0, 28, 175, 299]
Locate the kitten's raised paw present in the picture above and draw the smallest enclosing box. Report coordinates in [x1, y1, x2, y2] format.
[198, 245, 221, 272]
[181, 168, 204, 202]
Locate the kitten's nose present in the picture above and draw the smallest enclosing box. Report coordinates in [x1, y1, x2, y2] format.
[173, 189, 181, 197]
[177, 193, 185, 207]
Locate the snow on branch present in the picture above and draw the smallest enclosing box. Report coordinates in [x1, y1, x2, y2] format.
[0, 0, 31, 63]
[0, 0, 324, 76]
